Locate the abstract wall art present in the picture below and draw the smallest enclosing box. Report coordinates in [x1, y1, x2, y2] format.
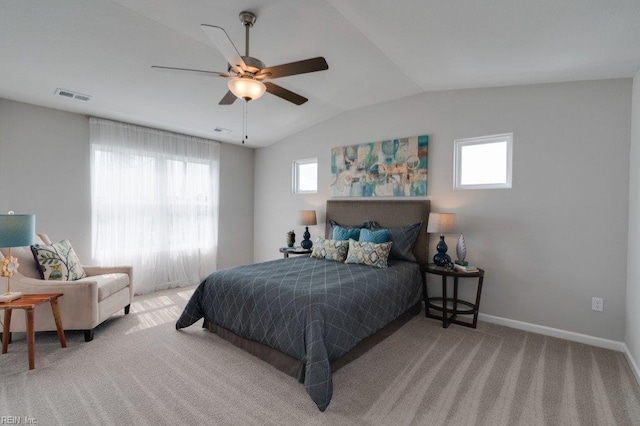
[330, 135, 428, 197]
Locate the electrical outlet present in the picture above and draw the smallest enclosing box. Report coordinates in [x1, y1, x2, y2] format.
[592, 297, 604, 312]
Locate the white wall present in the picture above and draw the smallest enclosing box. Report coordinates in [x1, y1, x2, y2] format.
[218, 143, 254, 269]
[0, 98, 254, 272]
[626, 70, 640, 370]
[255, 79, 632, 341]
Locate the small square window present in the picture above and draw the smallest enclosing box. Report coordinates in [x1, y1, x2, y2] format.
[454, 133, 512, 189]
[293, 158, 318, 194]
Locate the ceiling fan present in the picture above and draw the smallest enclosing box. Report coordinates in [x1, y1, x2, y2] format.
[152, 11, 329, 106]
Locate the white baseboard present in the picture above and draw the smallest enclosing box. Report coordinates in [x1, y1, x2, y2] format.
[478, 313, 640, 385]
[478, 313, 625, 351]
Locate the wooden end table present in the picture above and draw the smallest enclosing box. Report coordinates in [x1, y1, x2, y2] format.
[1, 293, 66, 370]
[424, 264, 485, 329]
[279, 247, 312, 258]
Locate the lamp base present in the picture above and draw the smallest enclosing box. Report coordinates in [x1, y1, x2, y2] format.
[433, 253, 451, 267]
[0, 291, 22, 302]
[433, 235, 451, 266]
[301, 227, 313, 249]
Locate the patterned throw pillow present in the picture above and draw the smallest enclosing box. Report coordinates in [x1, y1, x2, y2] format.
[344, 239, 393, 269]
[311, 237, 349, 262]
[359, 228, 389, 244]
[371, 222, 422, 262]
[30, 239, 87, 281]
[311, 237, 326, 259]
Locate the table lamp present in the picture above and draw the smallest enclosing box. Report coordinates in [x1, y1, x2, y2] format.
[426, 212, 456, 267]
[298, 210, 317, 249]
[0, 212, 35, 302]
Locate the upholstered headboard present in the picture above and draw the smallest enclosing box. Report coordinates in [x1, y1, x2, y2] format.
[325, 200, 431, 266]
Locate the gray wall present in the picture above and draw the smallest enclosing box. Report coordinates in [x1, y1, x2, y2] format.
[626, 70, 640, 369]
[0, 98, 254, 272]
[0, 99, 92, 258]
[254, 79, 632, 341]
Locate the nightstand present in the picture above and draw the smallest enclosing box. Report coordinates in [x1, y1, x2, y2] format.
[279, 247, 312, 258]
[424, 263, 485, 329]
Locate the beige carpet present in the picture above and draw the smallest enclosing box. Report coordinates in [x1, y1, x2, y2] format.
[1, 286, 639, 425]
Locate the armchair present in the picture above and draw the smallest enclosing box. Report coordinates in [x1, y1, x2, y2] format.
[0, 234, 132, 342]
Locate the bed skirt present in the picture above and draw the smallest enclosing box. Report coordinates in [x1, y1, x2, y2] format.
[203, 301, 422, 383]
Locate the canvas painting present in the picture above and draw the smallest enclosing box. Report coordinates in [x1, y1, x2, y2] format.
[331, 135, 428, 197]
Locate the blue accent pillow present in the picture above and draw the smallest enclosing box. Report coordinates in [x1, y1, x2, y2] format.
[327, 220, 375, 241]
[359, 228, 389, 244]
[332, 225, 361, 241]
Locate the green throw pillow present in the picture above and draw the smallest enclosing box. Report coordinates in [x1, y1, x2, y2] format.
[344, 239, 393, 269]
[30, 239, 87, 281]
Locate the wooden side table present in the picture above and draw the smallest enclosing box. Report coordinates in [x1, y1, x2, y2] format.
[424, 264, 485, 329]
[1, 293, 66, 370]
[279, 247, 312, 258]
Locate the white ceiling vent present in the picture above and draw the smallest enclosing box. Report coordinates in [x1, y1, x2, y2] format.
[213, 127, 231, 135]
[54, 88, 92, 102]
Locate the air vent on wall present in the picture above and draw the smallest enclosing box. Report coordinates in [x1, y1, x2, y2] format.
[213, 127, 231, 135]
[54, 88, 92, 102]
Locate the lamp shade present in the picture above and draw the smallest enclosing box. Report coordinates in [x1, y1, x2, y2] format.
[426, 212, 456, 235]
[298, 210, 317, 226]
[0, 213, 35, 247]
[227, 77, 266, 101]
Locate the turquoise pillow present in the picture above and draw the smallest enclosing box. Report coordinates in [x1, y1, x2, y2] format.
[359, 228, 388, 244]
[333, 225, 361, 241]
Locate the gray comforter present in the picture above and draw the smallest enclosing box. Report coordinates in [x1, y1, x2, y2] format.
[175, 256, 422, 411]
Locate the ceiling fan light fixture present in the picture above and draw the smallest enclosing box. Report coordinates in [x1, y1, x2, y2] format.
[227, 77, 266, 101]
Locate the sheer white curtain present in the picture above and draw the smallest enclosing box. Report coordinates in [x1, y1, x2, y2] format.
[89, 117, 220, 294]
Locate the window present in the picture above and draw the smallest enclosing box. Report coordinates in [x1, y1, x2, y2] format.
[293, 158, 318, 194]
[454, 133, 512, 189]
[90, 117, 220, 294]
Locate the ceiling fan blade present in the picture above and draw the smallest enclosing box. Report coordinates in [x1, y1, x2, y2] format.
[264, 82, 308, 105]
[201, 24, 247, 71]
[151, 65, 228, 77]
[257, 57, 328, 80]
[219, 90, 237, 105]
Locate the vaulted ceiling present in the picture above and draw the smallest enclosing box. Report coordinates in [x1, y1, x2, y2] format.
[2, 1, 639, 147]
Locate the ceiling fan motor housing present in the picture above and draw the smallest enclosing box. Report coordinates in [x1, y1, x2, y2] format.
[229, 56, 265, 76]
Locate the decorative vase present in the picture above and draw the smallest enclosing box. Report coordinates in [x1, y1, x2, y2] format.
[456, 234, 468, 265]
[286, 230, 295, 248]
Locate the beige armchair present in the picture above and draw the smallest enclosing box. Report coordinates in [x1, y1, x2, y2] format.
[0, 234, 132, 342]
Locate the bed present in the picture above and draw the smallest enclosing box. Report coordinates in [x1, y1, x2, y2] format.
[176, 200, 430, 411]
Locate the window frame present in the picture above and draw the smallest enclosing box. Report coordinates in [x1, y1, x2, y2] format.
[453, 133, 513, 190]
[292, 158, 318, 194]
